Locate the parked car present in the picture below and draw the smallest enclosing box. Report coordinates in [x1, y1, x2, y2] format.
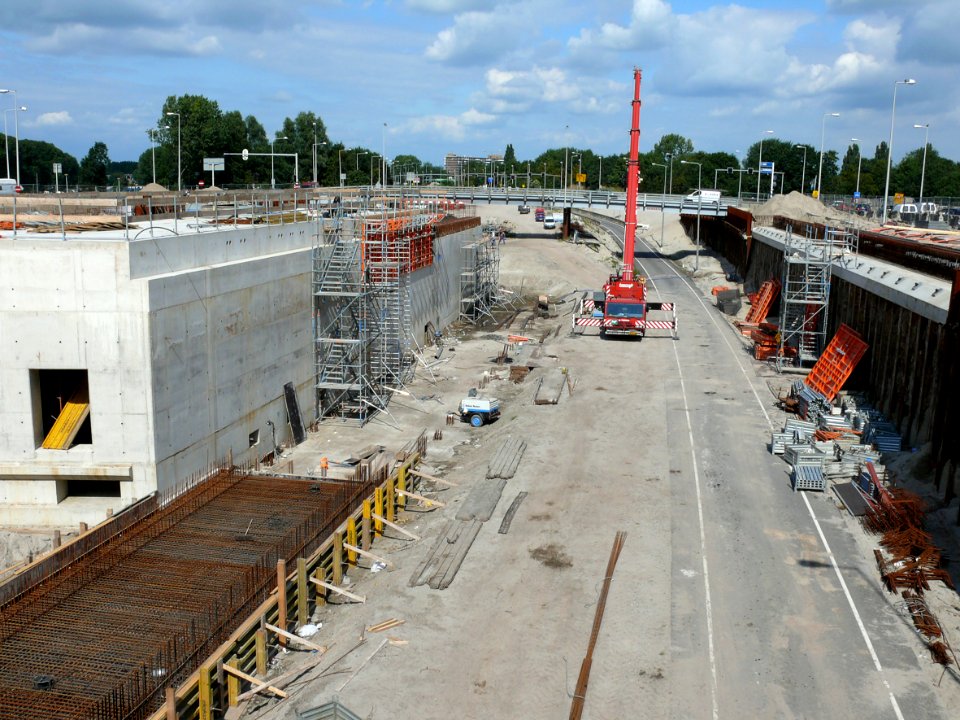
[518, 205, 531, 214]
[534, 207, 545, 221]
[542, 216, 556, 229]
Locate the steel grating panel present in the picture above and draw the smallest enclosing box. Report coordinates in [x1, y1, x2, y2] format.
[0, 468, 371, 720]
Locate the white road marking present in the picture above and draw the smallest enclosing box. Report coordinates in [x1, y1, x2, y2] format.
[616, 219, 907, 720]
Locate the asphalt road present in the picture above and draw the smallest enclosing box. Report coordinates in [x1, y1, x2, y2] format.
[592, 213, 954, 719]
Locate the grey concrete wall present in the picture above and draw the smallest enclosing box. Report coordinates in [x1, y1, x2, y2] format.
[0, 237, 151, 523]
[147, 247, 314, 492]
[408, 226, 481, 342]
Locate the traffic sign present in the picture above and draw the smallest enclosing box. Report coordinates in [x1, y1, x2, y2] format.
[242, 149, 249, 161]
[53, 163, 62, 174]
[853, 191, 861, 199]
[203, 157, 225, 171]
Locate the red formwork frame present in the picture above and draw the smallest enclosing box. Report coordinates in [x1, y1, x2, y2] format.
[804, 323, 869, 402]
[745, 278, 781, 324]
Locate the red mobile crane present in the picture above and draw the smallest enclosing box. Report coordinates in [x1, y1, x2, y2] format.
[573, 68, 677, 339]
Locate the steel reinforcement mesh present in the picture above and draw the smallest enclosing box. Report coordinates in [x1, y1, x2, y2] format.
[0, 468, 370, 720]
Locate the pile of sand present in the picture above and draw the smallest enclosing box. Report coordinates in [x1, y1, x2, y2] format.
[754, 191, 857, 226]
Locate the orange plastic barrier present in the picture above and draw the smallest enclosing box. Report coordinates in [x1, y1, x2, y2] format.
[804, 324, 869, 402]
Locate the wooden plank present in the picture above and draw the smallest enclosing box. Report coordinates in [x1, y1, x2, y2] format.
[254, 628, 267, 676]
[236, 652, 329, 702]
[222, 663, 288, 698]
[276, 559, 287, 647]
[361, 499, 372, 550]
[396, 488, 445, 508]
[296, 558, 308, 627]
[165, 687, 176, 720]
[409, 469, 459, 487]
[264, 622, 327, 653]
[226, 658, 240, 707]
[343, 542, 392, 567]
[370, 512, 419, 540]
[332, 533, 343, 585]
[498, 491, 528, 534]
[311, 577, 366, 603]
[198, 665, 213, 720]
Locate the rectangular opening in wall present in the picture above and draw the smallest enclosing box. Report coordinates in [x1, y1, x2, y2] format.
[31, 369, 92, 449]
[62, 479, 121, 498]
[249, 429, 260, 448]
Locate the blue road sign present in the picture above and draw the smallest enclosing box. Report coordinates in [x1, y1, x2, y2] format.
[853, 191, 861, 198]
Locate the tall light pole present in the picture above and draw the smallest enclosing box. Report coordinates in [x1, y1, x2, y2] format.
[794, 144, 808, 194]
[851, 138, 862, 198]
[816, 112, 840, 200]
[381, 122, 387, 187]
[147, 129, 158, 185]
[563, 124, 569, 207]
[882, 78, 917, 225]
[681, 159, 702, 270]
[651, 162, 667, 249]
[757, 130, 773, 199]
[665, 153, 673, 193]
[370, 154, 380, 186]
[913, 123, 930, 207]
[3, 106, 25, 180]
[312, 121, 318, 186]
[271, 135, 287, 189]
[598, 156, 603, 190]
[165, 111, 181, 192]
[0, 89, 22, 187]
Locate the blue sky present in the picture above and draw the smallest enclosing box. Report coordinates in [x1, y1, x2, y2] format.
[1, 0, 957, 165]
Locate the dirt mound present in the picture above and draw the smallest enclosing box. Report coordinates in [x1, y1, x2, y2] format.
[754, 191, 851, 225]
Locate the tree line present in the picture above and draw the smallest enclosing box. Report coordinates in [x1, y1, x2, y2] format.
[2, 94, 959, 199]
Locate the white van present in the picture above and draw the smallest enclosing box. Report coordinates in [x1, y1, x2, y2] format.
[685, 189, 721, 205]
[0, 178, 19, 195]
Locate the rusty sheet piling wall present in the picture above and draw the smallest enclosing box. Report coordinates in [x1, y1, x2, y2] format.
[694, 215, 959, 511]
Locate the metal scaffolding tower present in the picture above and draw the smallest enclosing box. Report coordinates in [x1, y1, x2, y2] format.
[777, 224, 857, 367]
[459, 226, 501, 323]
[313, 203, 437, 425]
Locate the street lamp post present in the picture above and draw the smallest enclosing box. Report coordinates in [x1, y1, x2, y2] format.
[312, 122, 318, 186]
[3, 106, 26, 181]
[757, 130, 773, 199]
[882, 78, 917, 225]
[598, 156, 603, 190]
[563, 124, 569, 207]
[148, 129, 158, 185]
[681, 159, 703, 270]
[851, 138, 863, 198]
[913, 123, 930, 207]
[816, 112, 840, 200]
[794, 144, 808, 194]
[370, 154, 380, 187]
[0, 90, 22, 187]
[666, 153, 673, 194]
[651, 162, 667, 250]
[165, 111, 181, 192]
[271, 135, 287, 189]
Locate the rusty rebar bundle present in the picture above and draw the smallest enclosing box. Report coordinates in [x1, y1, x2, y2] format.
[568, 530, 627, 720]
[0, 466, 370, 720]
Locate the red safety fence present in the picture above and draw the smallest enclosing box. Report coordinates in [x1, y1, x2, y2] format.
[804, 323, 869, 402]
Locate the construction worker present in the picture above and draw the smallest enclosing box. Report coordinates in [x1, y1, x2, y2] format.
[320, 456, 329, 479]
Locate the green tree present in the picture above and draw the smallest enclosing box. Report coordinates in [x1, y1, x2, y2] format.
[79, 141, 110, 188]
[503, 144, 517, 168]
[9, 137, 79, 191]
[652, 134, 694, 161]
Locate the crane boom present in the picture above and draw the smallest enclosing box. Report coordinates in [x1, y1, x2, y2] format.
[622, 67, 642, 282]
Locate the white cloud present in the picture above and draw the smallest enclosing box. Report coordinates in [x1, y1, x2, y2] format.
[406, 0, 489, 12]
[404, 108, 497, 141]
[35, 111, 73, 126]
[108, 109, 141, 126]
[425, 6, 533, 65]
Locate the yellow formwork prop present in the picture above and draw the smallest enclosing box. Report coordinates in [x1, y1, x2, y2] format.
[198, 665, 212, 720]
[346, 517, 358, 563]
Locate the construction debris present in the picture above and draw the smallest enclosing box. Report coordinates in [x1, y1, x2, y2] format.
[408, 519, 483, 590]
[498, 492, 528, 535]
[486, 436, 527, 480]
[534, 368, 568, 404]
